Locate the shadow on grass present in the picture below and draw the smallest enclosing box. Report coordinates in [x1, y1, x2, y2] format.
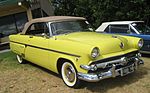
[83, 66, 148, 92]
[1, 51, 148, 91]
[24, 60, 148, 92]
[142, 53, 150, 58]
[25, 61, 60, 78]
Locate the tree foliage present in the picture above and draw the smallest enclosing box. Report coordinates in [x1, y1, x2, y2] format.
[52, 0, 150, 29]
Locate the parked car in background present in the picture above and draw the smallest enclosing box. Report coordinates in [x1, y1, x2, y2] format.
[10, 17, 144, 88]
[96, 21, 150, 54]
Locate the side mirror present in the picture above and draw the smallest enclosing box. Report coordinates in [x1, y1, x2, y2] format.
[41, 33, 49, 39]
[29, 35, 33, 38]
[89, 28, 94, 31]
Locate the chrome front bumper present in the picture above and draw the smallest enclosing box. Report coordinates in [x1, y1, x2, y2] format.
[78, 55, 144, 82]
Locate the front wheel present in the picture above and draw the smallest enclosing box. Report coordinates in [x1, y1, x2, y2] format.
[61, 62, 81, 88]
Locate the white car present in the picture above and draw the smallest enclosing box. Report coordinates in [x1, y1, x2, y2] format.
[96, 21, 150, 54]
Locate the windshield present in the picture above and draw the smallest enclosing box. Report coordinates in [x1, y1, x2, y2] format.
[50, 20, 93, 35]
[131, 22, 150, 34]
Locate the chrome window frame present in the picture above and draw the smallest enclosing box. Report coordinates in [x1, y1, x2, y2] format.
[129, 24, 140, 34]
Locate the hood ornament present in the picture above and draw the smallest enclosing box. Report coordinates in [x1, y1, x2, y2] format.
[120, 42, 124, 49]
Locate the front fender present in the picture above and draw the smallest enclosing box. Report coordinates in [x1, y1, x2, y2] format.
[119, 35, 142, 49]
[56, 55, 89, 74]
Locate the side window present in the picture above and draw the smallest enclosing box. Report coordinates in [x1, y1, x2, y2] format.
[26, 22, 49, 36]
[104, 26, 110, 33]
[130, 27, 136, 33]
[109, 25, 129, 33]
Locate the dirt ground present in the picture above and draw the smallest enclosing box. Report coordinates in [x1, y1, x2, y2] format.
[0, 52, 150, 93]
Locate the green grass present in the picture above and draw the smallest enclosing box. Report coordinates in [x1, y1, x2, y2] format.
[0, 51, 15, 61]
[0, 52, 33, 71]
[0, 52, 19, 70]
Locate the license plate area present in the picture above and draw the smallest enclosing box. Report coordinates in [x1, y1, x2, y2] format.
[121, 64, 135, 76]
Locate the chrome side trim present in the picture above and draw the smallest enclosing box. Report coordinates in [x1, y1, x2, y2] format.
[10, 41, 80, 57]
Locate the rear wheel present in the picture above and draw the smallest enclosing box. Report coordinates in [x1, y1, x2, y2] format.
[16, 55, 26, 64]
[61, 62, 81, 88]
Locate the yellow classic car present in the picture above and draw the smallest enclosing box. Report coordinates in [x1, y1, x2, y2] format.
[9, 16, 144, 88]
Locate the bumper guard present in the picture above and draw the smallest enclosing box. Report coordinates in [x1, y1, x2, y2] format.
[78, 56, 144, 82]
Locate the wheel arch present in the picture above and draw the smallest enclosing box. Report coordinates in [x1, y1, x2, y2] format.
[57, 57, 77, 75]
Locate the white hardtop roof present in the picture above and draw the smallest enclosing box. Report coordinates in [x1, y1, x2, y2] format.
[102, 21, 144, 25]
[96, 21, 144, 32]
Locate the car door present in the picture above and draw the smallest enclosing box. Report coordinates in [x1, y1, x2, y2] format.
[24, 22, 50, 68]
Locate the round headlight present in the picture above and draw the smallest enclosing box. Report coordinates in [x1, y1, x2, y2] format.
[91, 47, 100, 58]
[138, 39, 143, 49]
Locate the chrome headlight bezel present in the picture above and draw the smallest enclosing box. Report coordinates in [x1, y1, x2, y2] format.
[91, 47, 100, 58]
[138, 39, 143, 49]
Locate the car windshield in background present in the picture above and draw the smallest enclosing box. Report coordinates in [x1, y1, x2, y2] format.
[132, 22, 150, 34]
[51, 20, 93, 35]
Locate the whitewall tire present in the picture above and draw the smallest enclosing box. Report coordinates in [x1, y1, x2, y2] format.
[16, 55, 25, 64]
[61, 62, 81, 88]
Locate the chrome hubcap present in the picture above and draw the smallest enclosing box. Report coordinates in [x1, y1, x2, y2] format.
[65, 66, 75, 82]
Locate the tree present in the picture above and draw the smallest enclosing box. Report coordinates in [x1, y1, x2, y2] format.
[51, 0, 150, 28]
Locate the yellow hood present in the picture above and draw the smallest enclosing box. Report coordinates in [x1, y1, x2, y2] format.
[56, 32, 130, 55]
